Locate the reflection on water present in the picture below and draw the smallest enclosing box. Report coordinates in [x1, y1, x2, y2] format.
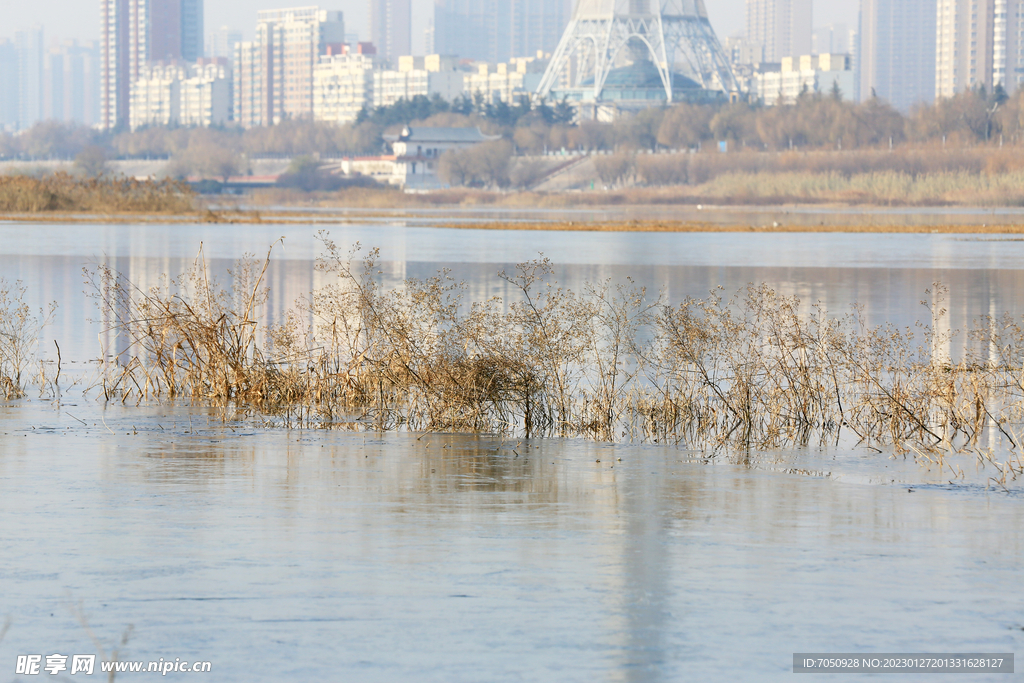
[1, 219, 1023, 681]
[0, 398, 1022, 681]
[4, 222, 1024, 363]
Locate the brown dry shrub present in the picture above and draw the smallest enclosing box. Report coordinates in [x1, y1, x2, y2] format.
[593, 151, 635, 185]
[636, 155, 688, 185]
[83, 238, 1024, 483]
[0, 172, 194, 213]
[984, 148, 1024, 174]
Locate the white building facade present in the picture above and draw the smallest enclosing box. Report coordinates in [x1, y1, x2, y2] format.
[372, 54, 465, 108]
[130, 63, 186, 129]
[130, 58, 230, 129]
[744, 0, 813, 63]
[465, 54, 546, 105]
[860, 0, 935, 110]
[373, 70, 465, 107]
[384, 125, 500, 188]
[754, 53, 855, 105]
[234, 7, 345, 127]
[100, 0, 205, 130]
[936, 0, 1024, 96]
[180, 59, 231, 127]
[313, 52, 378, 123]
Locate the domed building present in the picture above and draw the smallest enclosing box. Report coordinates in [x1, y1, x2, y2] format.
[537, 0, 737, 120]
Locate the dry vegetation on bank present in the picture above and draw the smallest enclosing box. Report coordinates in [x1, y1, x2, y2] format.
[253, 147, 1024, 208]
[7, 89, 1024, 210]
[2, 163, 1021, 217]
[254, 170, 1024, 210]
[0, 173, 194, 213]
[69, 238, 1024, 482]
[5, 86, 1024, 207]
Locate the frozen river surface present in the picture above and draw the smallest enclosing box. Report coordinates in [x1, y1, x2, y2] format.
[1, 217, 1022, 681]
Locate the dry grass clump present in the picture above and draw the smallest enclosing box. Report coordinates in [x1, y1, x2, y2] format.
[248, 146, 1024, 209]
[696, 170, 1024, 206]
[86, 238, 1024, 480]
[88, 243, 289, 403]
[0, 172, 194, 213]
[0, 279, 56, 398]
[250, 185, 554, 209]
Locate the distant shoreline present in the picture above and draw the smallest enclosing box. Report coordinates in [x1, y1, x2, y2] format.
[439, 221, 1024, 234]
[4, 207, 1024, 233]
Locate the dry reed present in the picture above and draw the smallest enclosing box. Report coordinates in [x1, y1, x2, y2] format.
[0, 173, 194, 213]
[80, 238, 1024, 483]
[254, 147, 1024, 209]
[0, 279, 56, 399]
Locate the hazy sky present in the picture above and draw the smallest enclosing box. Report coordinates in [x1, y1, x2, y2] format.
[5, 0, 858, 56]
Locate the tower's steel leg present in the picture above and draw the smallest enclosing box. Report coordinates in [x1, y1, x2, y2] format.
[536, 0, 737, 104]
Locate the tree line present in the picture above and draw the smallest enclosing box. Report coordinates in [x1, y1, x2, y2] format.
[2, 86, 1023, 181]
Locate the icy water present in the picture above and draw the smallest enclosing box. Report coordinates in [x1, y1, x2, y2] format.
[2, 218, 1023, 681]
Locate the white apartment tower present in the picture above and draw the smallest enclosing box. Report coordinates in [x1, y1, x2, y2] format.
[45, 41, 101, 126]
[313, 51, 378, 124]
[130, 58, 230, 129]
[936, 0, 1024, 97]
[15, 26, 44, 130]
[860, 0, 936, 110]
[100, 0, 205, 129]
[745, 0, 813, 62]
[100, 0, 141, 129]
[234, 7, 345, 127]
[991, 0, 1024, 90]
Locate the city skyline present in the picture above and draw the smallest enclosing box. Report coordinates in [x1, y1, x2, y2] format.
[3, 0, 857, 56]
[99, 0, 206, 129]
[3, 0, 967, 133]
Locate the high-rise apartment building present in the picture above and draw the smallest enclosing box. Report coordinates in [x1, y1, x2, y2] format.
[0, 40, 18, 131]
[992, 0, 1024, 90]
[178, 58, 230, 126]
[433, 0, 568, 63]
[206, 26, 243, 62]
[935, 0, 1024, 97]
[369, 0, 411, 62]
[860, 0, 936, 109]
[234, 41, 262, 129]
[180, 0, 204, 61]
[130, 58, 230, 129]
[509, 0, 567, 61]
[313, 50, 379, 124]
[234, 7, 345, 128]
[150, 0, 204, 62]
[45, 40, 101, 126]
[100, 0, 132, 129]
[812, 23, 852, 55]
[130, 62, 187, 128]
[433, 0, 497, 62]
[745, 0, 812, 62]
[0, 32, 98, 131]
[100, 0, 205, 129]
[15, 25, 44, 130]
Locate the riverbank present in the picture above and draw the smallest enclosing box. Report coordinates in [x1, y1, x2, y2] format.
[439, 220, 1024, 233]
[250, 168, 1024, 209]
[6, 206, 1024, 233]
